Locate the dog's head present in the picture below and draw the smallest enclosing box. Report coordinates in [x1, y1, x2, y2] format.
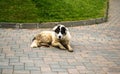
[53, 24, 68, 39]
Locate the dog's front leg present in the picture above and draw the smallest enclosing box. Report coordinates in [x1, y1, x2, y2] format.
[52, 42, 66, 50]
[67, 44, 73, 52]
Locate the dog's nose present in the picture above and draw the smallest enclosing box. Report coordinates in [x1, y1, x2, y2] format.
[59, 36, 61, 39]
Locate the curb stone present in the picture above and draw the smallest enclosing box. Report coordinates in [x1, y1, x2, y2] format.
[0, 1, 109, 29]
[0, 17, 107, 29]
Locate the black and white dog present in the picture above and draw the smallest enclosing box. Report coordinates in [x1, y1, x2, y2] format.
[31, 24, 73, 52]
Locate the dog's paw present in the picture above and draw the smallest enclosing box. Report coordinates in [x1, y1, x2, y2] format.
[68, 48, 73, 52]
[31, 45, 37, 48]
[30, 43, 38, 48]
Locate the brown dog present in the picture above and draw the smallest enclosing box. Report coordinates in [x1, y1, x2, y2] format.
[31, 24, 73, 52]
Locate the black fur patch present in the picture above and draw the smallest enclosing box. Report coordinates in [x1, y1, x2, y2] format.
[61, 27, 66, 35]
[55, 26, 60, 34]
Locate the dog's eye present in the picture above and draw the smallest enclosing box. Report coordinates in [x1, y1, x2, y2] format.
[61, 27, 66, 35]
[55, 26, 60, 34]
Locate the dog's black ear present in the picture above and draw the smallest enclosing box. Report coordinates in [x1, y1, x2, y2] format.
[32, 37, 36, 41]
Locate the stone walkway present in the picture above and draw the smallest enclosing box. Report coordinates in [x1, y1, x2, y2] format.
[0, 0, 120, 74]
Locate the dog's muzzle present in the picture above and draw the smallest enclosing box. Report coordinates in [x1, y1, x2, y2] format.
[59, 36, 62, 39]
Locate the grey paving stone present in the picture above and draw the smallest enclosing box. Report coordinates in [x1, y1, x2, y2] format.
[68, 62, 83, 66]
[34, 61, 45, 67]
[42, 72, 57, 74]
[10, 58, 19, 63]
[59, 61, 69, 66]
[0, 69, 1, 74]
[108, 67, 120, 72]
[14, 65, 24, 70]
[9, 62, 24, 66]
[50, 64, 61, 69]
[25, 63, 34, 67]
[15, 53, 27, 57]
[0, 65, 13, 69]
[0, 53, 5, 59]
[13, 70, 30, 74]
[31, 71, 41, 74]
[52, 68, 67, 72]
[2, 69, 13, 74]
[28, 52, 38, 58]
[61, 65, 75, 69]
[25, 66, 40, 71]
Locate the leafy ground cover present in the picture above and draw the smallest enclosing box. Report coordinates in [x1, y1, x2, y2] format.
[0, 0, 107, 23]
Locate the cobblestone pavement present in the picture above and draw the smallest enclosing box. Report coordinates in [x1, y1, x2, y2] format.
[0, 0, 120, 74]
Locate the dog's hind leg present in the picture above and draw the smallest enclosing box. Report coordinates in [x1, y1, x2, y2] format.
[41, 43, 50, 47]
[31, 40, 39, 48]
[52, 42, 66, 50]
